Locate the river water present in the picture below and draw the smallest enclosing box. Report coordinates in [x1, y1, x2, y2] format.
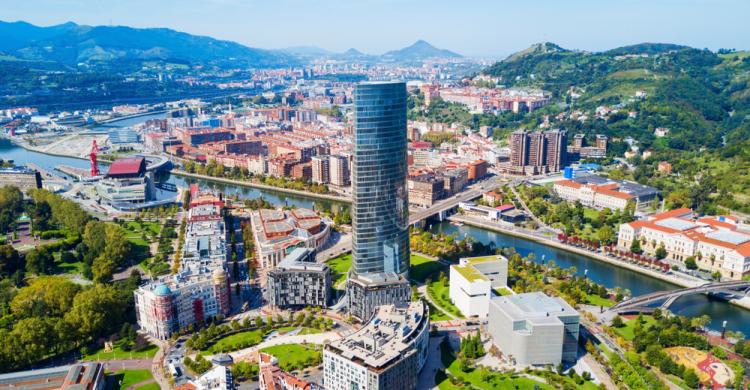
[2, 116, 750, 335]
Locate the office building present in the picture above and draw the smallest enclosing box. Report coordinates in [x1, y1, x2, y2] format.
[617, 208, 750, 280]
[324, 301, 429, 390]
[0, 166, 42, 194]
[508, 129, 568, 174]
[488, 292, 580, 366]
[449, 255, 509, 318]
[329, 155, 350, 187]
[266, 248, 331, 309]
[346, 82, 411, 321]
[312, 155, 330, 184]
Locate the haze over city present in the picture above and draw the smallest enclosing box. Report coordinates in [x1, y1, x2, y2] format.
[3, 0, 750, 56]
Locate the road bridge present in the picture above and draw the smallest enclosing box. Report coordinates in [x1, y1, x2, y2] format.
[609, 280, 750, 314]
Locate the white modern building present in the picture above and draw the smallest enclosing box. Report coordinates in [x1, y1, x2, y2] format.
[324, 301, 429, 390]
[449, 255, 509, 317]
[488, 292, 579, 367]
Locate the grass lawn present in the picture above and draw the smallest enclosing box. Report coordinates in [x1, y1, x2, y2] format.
[614, 315, 657, 341]
[427, 279, 464, 318]
[585, 293, 615, 307]
[82, 342, 158, 361]
[426, 300, 452, 321]
[410, 254, 447, 283]
[276, 326, 322, 336]
[205, 329, 268, 354]
[260, 344, 322, 372]
[326, 253, 351, 290]
[109, 369, 153, 390]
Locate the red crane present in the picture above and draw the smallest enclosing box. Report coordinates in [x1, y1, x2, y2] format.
[89, 139, 100, 177]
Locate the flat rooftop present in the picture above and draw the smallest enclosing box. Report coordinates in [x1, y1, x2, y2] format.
[491, 292, 578, 326]
[327, 301, 426, 369]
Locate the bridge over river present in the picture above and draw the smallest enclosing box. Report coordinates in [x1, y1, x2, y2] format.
[609, 280, 750, 314]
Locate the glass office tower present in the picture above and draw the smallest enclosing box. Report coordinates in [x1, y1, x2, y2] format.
[351, 81, 410, 276]
[347, 81, 412, 321]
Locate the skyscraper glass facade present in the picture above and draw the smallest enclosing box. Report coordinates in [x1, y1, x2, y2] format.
[351, 82, 410, 276]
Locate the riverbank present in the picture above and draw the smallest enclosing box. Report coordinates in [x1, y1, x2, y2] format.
[171, 170, 352, 204]
[448, 214, 750, 312]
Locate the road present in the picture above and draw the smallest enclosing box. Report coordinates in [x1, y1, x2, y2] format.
[316, 175, 509, 262]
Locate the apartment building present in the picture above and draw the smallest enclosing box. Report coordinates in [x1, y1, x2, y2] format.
[266, 248, 331, 309]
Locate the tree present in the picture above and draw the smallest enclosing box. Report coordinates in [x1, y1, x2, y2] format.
[25, 248, 54, 275]
[611, 315, 625, 328]
[630, 238, 643, 254]
[65, 284, 125, 341]
[655, 244, 667, 260]
[596, 225, 615, 245]
[685, 256, 698, 270]
[683, 369, 700, 389]
[0, 245, 21, 278]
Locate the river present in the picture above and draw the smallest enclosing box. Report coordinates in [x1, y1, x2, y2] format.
[2, 117, 750, 335]
[430, 222, 750, 335]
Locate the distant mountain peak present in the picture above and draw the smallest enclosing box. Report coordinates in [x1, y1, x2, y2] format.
[505, 42, 568, 62]
[343, 48, 364, 55]
[383, 39, 461, 60]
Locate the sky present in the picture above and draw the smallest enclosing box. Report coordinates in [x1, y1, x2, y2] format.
[2, 0, 749, 58]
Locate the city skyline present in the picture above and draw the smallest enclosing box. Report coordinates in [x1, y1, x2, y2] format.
[3, 0, 749, 57]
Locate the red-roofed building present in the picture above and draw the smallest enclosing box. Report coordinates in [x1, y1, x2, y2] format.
[617, 209, 750, 280]
[106, 157, 146, 178]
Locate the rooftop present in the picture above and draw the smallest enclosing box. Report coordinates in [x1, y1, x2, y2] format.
[491, 292, 578, 328]
[327, 301, 427, 369]
[107, 157, 145, 177]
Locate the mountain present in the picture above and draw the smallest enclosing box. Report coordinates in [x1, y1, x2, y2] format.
[605, 42, 689, 56]
[504, 42, 569, 62]
[382, 40, 462, 61]
[0, 20, 296, 68]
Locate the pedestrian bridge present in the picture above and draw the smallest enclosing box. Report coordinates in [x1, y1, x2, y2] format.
[608, 280, 750, 314]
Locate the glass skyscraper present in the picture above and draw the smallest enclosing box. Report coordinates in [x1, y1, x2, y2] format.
[351, 81, 410, 277]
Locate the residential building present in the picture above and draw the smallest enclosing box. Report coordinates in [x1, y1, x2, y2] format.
[566, 134, 607, 159]
[616, 209, 750, 280]
[312, 155, 330, 184]
[508, 129, 567, 174]
[449, 256, 509, 317]
[250, 208, 331, 268]
[260, 353, 321, 390]
[347, 82, 411, 321]
[324, 301, 429, 390]
[408, 174, 444, 207]
[182, 365, 233, 390]
[134, 191, 230, 339]
[488, 292, 580, 366]
[553, 175, 660, 212]
[467, 159, 488, 180]
[329, 155, 350, 187]
[442, 168, 468, 195]
[658, 161, 673, 174]
[266, 248, 331, 309]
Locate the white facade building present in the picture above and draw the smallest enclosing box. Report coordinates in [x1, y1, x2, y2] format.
[488, 292, 580, 367]
[324, 301, 429, 390]
[449, 255, 509, 317]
